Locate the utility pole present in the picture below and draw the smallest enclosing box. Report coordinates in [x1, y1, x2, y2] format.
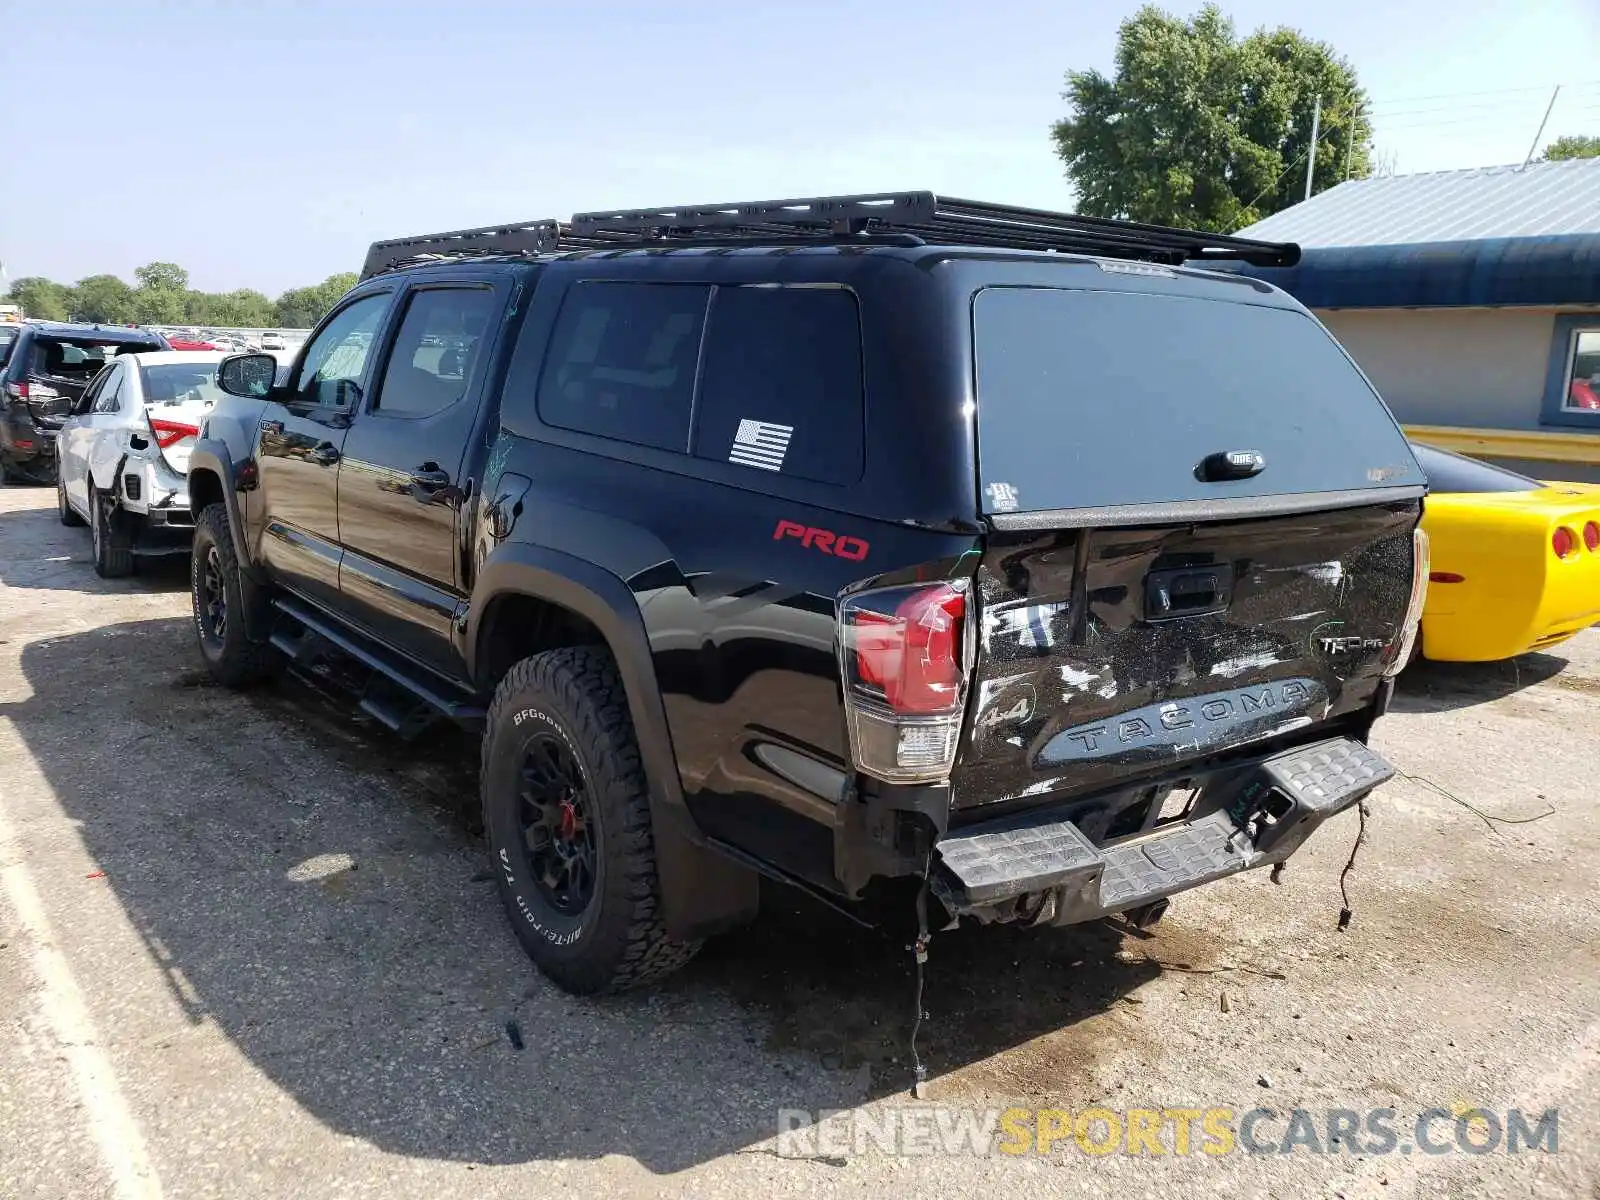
[1521, 85, 1561, 168]
[1304, 93, 1322, 202]
[1344, 114, 1357, 182]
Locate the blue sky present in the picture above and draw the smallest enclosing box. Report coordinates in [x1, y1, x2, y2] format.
[3, 0, 1597, 295]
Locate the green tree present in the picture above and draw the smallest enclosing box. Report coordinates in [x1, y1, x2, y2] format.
[5, 277, 72, 321]
[183, 288, 276, 327]
[1050, 4, 1371, 231]
[218, 289, 277, 327]
[133, 262, 190, 293]
[70, 274, 137, 324]
[274, 272, 357, 328]
[133, 287, 185, 325]
[1542, 134, 1600, 162]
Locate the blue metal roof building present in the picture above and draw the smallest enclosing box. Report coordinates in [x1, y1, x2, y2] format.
[1233, 159, 1600, 480]
[1240, 158, 1600, 246]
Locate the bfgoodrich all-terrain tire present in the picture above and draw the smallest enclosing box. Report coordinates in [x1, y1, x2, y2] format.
[481, 647, 700, 994]
[191, 502, 282, 687]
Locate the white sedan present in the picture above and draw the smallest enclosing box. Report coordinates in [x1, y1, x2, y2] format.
[56, 350, 225, 577]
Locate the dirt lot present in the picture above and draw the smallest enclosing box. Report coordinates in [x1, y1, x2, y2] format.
[0, 479, 1596, 1199]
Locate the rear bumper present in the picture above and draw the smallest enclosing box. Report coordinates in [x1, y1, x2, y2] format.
[0, 412, 57, 469]
[931, 736, 1393, 926]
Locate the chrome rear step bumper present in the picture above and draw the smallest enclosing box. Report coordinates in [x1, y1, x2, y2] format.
[932, 737, 1393, 926]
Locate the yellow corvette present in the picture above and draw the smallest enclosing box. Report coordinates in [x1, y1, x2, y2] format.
[1413, 443, 1600, 662]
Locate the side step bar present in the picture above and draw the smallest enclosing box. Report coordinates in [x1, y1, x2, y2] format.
[270, 596, 485, 730]
[933, 737, 1394, 926]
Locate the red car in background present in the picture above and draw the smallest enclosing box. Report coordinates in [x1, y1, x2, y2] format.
[166, 338, 217, 351]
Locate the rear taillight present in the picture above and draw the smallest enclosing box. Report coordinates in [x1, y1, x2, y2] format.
[1584, 522, 1600, 553]
[1383, 527, 1429, 678]
[1553, 526, 1578, 559]
[148, 418, 200, 449]
[1429, 571, 1465, 584]
[839, 581, 971, 783]
[4, 381, 26, 399]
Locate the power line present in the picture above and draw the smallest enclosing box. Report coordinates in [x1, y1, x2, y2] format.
[1366, 81, 1600, 108]
[1369, 96, 1593, 119]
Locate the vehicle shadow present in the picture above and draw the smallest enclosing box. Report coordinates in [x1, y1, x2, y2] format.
[1392, 652, 1570, 714]
[5, 616, 1158, 1174]
[0, 502, 191, 592]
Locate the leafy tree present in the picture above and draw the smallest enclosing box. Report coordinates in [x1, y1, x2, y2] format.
[274, 273, 357, 328]
[184, 288, 276, 327]
[6, 264, 352, 330]
[6, 277, 71, 321]
[133, 287, 185, 326]
[70, 274, 137, 324]
[1542, 134, 1600, 162]
[133, 262, 190, 293]
[1051, 4, 1371, 231]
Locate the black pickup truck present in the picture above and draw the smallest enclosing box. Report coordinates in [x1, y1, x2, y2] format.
[188, 193, 1429, 995]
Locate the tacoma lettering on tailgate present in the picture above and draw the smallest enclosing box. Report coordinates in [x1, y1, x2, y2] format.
[1038, 678, 1327, 764]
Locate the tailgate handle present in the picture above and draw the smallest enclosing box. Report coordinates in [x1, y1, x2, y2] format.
[1197, 449, 1266, 482]
[1145, 566, 1231, 620]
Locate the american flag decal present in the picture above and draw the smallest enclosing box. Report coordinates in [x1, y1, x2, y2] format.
[729, 419, 793, 471]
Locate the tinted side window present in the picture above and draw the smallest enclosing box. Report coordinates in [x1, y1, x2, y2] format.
[374, 287, 497, 418]
[293, 292, 390, 408]
[692, 287, 864, 484]
[537, 282, 709, 452]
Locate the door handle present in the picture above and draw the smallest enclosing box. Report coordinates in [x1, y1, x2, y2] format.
[409, 467, 451, 490]
[310, 443, 340, 466]
[259, 419, 284, 435]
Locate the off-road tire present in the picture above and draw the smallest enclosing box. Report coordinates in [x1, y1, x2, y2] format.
[57, 473, 85, 526]
[89, 485, 135, 577]
[191, 502, 282, 687]
[481, 646, 700, 994]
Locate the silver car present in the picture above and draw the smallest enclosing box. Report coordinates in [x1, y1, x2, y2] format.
[55, 350, 227, 577]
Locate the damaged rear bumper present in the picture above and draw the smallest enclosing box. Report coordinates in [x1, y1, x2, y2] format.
[931, 737, 1393, 927]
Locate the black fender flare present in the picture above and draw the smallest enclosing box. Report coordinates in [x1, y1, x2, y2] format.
[187, 440, 275, 643]
[187, 440, 254, 572]
[468, 543, 759, 941]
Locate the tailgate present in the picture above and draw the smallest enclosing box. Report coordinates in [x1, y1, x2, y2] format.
[954, 280, 1427, 816]
[954, 503, 1419, 810]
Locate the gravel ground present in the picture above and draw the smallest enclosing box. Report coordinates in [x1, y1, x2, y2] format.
[0, 478, 1595, 1199]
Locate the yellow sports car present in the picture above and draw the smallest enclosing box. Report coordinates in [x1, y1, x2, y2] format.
[1413, 443, 1600, 662]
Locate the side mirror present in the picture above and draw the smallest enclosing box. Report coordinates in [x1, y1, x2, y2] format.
[217, 353, 278, 399]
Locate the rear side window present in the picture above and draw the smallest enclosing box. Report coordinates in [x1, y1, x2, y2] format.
[537, 283, 709, 452]
[972, 287, 1426, 514]
[691, 286, 864, 485]
[1412, 443, 1539, 493]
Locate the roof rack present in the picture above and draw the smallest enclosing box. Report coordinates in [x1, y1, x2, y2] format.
[359, 191, 1300, 277]
[570, 192, 1299, 266]
[360, 218, 572, 280]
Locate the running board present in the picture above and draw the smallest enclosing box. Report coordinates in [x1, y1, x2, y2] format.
[270, 596, 485, 728]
